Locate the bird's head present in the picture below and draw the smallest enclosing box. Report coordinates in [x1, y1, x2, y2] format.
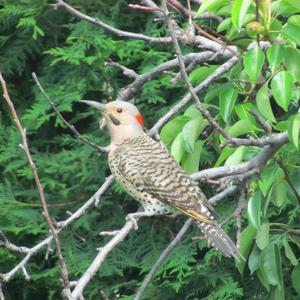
[82, 100, 144, 145]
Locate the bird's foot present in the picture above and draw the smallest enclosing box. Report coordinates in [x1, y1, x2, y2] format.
[126, 214, 139, 230]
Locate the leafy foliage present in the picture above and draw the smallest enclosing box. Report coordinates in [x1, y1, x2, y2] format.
[0, 0, 299, 299]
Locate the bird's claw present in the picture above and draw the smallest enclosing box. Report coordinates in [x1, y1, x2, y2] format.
[126, 214, 139, 230]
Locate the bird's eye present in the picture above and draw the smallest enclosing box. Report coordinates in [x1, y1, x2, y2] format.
[117, 108, 123, 113]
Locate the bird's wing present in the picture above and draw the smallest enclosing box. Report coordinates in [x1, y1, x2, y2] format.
[116, 142, 215, 225]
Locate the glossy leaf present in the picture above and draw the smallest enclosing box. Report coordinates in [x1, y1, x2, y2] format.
[225, 146, 245, 166]
[283, 15, 300, 44]
[259, 165, 283, 196]
[266, 44, 284, 73]
[257, 266, 270, 292]
[256, 83, 276, 123]
[227, 119, 254, 137]
[248, 245, 260, 274]
[272, 179, 287, 207]
[232, 0, 252, 30]
[184, 105, 202, 119]
[292, 264, 300, 294]
[215, 146, 235, 167]
[182, 141, 203, 174]
[271, 71, 294, 111]
[196, 0, 227, 15]
[182, 118, 208, 153]
[259, 243, 282, 286]
[284, 47, 300, 82]
[248, 192, 261, 229]
[189, 65, 219, 85]
[171, 133, 185, 163]
[283, 238, 298, 266]
[274, 283, 285, 300]
[244, 46, 265, 85]
[219, 87, 238, 122]
[235, 224, 257, 274]
[235, 102, 256, 123]
[256, 223, 270, 250]
[204, 83, 232, 103]
[288, 113, 300, 149]
[217, 18, 232, 32]
[160, 116, 191, 145]
[259, 0, 272, 28]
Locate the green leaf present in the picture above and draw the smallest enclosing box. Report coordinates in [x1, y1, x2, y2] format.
[256, 83, 276, 123]
[204, 83, 231, 103]
[182, 141, 203, 174]
[248, 192, 261, 230]
[235, 102, 256, 123]
[274, 283, 285, 300]
[267, 44, 285, 73]
[256, 223, 270, 250]
[272, 179, 287, 207]
[219, 87, 238, 122]
[232, 0, 252, 30]
[235, 224, 257, 274]
[244, 46, 265, 85]
[271, 71, 294, 111]
[189, 65, 219, 85]
[171, 132, 185, 163]
[196, 0, 227, 16]
[160, 116, 191, 145]
[288, 113, 300, 149]
[215, 146, 235, 167]
[225, 146, 245, 166]
[227, 119, 254, 137]
[283, 238, 298, 266]
[259, 165, 283, 197]
[217, 18, 232, 32]
[259, 243, 282, 286]
[182, 118, 208, 153]
[184, 105, 202, 119]
[282, 15, 300, 45]
[284, 47, 300, 82]
[292, 264, 300, 294]
[248, 245, 260, 274]
[257, 266, 270, 292]
[259, 0, 272, 28]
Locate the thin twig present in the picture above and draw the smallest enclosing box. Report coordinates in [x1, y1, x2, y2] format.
[134, 218, 193, 300]
[275, 158, 300, 204]
[116, 51, 227, 102]
[192, 134, 288, 181]
[128, 4, 164, 13]
[32, 73, 108, 153]
[53, 0, 171, 44]
[71, 214, 141, 299]
[0, 282, 4, 300]
[0, 231, 30, 254]
[248, 110, 272, 135]
[208, 186, 238, 205]
[105, 60, 138, 79]
[149, 56, 240, 136]
[161, 0, 232, 140]
[0, 72, 71, 298]
[0, 175, 113, 283]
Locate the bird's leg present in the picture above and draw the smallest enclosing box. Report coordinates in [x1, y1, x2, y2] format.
[126, 211, 155, 230]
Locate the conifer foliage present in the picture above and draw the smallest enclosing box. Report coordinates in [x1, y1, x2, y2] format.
[0, 0, 299, 299]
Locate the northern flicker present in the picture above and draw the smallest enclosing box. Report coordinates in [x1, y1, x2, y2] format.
[83, 100, 240, 259]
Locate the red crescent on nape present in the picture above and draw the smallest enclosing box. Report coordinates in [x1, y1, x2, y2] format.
[135, 113, 144, 127]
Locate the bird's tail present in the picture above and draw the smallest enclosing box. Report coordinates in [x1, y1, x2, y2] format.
[197, 221, 244, 261]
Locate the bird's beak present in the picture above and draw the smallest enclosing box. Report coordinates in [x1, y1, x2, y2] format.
[82, 100, 106, 113]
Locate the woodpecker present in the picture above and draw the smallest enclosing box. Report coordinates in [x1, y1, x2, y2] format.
[83, 100, 240, 259]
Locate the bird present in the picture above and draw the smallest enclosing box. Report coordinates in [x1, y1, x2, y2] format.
[83, 100, 241, 259]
